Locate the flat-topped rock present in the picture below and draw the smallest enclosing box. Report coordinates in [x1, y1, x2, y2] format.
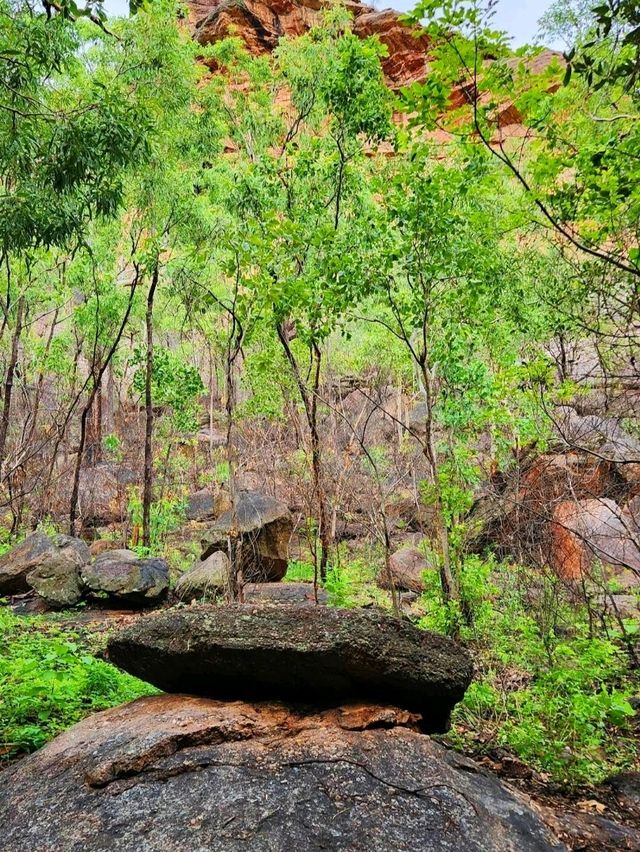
[107, 605, 473, 731]
[0, 694, 564, 851]
[81, 549, 169, 605]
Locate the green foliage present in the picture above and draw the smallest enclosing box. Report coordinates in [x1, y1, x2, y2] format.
[132, 348, 205, 433]
[128, 491, 187, 553]
[0, 610, 156, 758]
[284, 559, 315, 582]
[419, 560, 640, 785]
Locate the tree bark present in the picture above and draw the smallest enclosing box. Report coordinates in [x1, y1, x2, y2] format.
[276, 325, 331, 582]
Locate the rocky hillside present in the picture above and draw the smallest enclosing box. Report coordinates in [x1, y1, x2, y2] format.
[188, 0, 432, 87]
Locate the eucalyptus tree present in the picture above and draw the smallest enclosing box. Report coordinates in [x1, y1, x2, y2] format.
[0, 0, 160, 525]
[366, 153, 538, 624]
[402, 0, 640, 450]
[206, 11, 394, 581]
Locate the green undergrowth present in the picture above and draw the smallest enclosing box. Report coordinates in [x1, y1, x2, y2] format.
[417, 558, 639, 787]
[0, 609, 156, 761]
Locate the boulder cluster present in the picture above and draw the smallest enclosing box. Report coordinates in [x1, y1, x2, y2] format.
[175, 489, 294, 601]
[0, 603, 572, 850]
[0, 531, 169, 608]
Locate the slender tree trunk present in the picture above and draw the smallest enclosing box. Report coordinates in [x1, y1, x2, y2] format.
[224, 318, 244, 602]
[310, 342, 330, 581]
[0, 295, 24, 475]
[276, 325, 331, 582]
[142, 263, 159, 550]
[418, 359, 459, 605]
[69, 272, 140, 535]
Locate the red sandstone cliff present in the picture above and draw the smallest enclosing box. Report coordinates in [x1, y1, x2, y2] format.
[188, 0, 432, 88]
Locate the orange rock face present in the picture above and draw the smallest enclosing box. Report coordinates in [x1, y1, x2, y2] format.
[189, 0, 431, 88]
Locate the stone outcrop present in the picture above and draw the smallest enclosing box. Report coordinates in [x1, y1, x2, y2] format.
[201, 489, 292, 582]
[0, 531, 89, 606]
[81, 549, 169, 605]
[550, 498, 640, 582]
[190, 0, 432, 89]
[107, 604, 472, 731]
[377, 545, 430, 593]
[466, 409, 640, 583]
[0, 693, 565, 851]
[185, 487, 216, 522]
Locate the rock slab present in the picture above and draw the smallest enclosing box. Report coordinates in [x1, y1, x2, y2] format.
[108, 604, 473, 731]
[0, 694, 565, 852]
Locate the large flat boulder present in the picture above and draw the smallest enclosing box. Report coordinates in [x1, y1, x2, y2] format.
[0, 694, 565, 852]
[108, 605, 473, 731]
[201, 490, 292, 582]
[81, 549, 169, 605]
[0, 531, 89, 606]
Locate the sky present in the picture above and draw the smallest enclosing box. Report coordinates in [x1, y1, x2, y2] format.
[103, 0, 562, 49]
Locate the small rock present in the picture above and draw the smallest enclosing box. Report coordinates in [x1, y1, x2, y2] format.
[26, 534, 90, 608]
[174, 551, 229, 600]
[0, 531, 58, 596]
[377, 546, 430, 593]
[185, 489, 216, 522]
[0, 531, 90, 607]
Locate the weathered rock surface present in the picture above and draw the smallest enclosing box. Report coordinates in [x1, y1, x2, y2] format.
[190, 0, 432, 89]
[243, 580, 328, 604]
[81, 549, 169, 605]
[185, 487, 216, 522]
[377, 545, 430, 593]
[0, 694, 565, 851]
[551, 498, 640, 581]
[174, 551, 229, 600]
[0, 531, 90, 605]
[0, 531, 57, 595]
[26, 534, 90, 608]
[108, 605, 473, 730]
[201, 489, 292, 582]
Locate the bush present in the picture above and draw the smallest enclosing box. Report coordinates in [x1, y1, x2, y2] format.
[0, 610, 156, 760]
